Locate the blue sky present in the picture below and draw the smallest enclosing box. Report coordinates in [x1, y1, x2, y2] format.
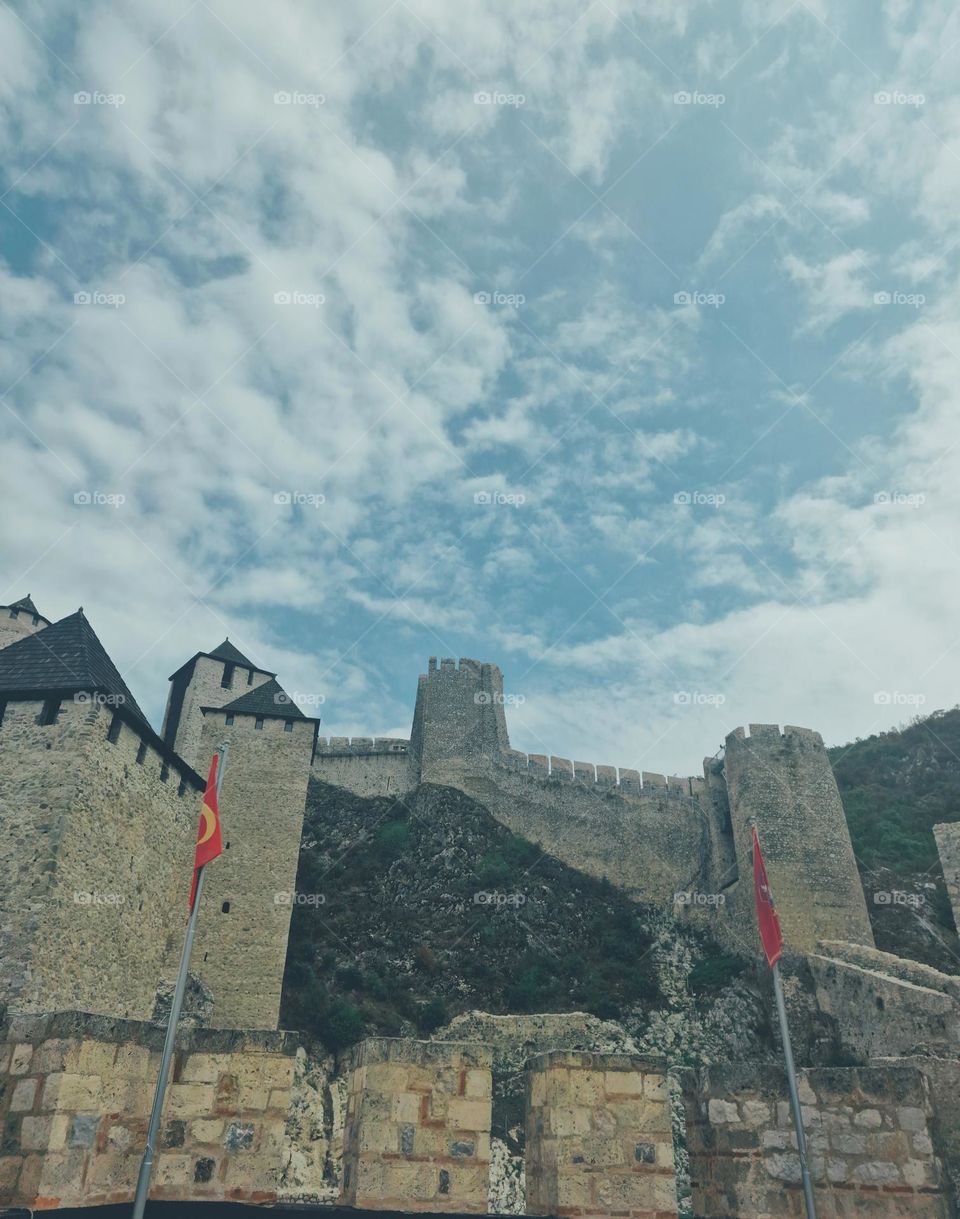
[2, 0, 960, 775]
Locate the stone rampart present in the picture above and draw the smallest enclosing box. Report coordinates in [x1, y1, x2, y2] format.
[0, 1010, 297, 1210]
[313, 737, 415, 796]
[342, 1037, 493, 1212]
[680, 1062, 951, 1218]
[525, 1050, 677, 1218]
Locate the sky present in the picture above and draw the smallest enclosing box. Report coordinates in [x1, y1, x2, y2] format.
[2, 0, 960, 776]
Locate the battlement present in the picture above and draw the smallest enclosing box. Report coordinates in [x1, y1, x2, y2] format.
[725, 723, 825, 749]
[425, 655, 486, 676]
[496, 748, 705, 800]
[314, 735, 410, 756]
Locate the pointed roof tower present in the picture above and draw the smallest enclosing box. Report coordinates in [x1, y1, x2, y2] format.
[217, 676, 308, 720]
[0, 608, 148, 725]
[207, 638, 255, 667]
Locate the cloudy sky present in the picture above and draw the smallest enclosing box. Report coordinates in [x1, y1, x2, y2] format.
[2, 0, 959, 775]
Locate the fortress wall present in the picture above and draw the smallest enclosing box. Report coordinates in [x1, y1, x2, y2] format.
[342, 1037, 493, 1213]
[680, 1062, 951, 1219]
[721, 725, 874, 957]
[933, 822, 960, 934]
[492, 747, 705, 798]
[433, 760, 711, 903]
[164, 655, 273, 774]
[0, 1010, 296, 1210]
[0, 698, 199, 1021]
[194, 710, 312, 1031]
[525, 1051, 677, 1219]
[313, 737, 416, 796]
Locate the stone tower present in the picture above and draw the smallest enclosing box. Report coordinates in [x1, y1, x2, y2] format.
[722, 724, 874, 955]
[161, 638, 276, 772]
[0, 608, 202, 1019]
[164, 647, 320, 1029]
[0, 594, 51, 651]
[409, 657, 510, 780]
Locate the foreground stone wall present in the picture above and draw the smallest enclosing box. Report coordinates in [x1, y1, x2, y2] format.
[0, 698, 200, 1021]
[525, 1051, 677, 1219]
[342, 1038, 493, 1213]
[0, 1011, 296, 1210]
[680, 1062, 951, 1219]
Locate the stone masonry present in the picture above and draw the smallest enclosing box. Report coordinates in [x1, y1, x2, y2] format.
[342, 1038, 493, 1212]
[192, 707, 314, 1030]
[933, 822, 960, 934]
[525, 1051, 677, 1219]
[0, 1010, 297, 1210]
[0, 697, 201, 1020]
[680, 1062, 951, 1219]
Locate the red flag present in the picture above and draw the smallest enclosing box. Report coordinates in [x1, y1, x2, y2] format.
[189, 753, 223, 910]
[752, 824, 784, 968]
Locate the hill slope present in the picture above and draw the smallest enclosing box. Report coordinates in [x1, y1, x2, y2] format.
[830, 707, 960, 969]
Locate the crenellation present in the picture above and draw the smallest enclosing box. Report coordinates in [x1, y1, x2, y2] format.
[550, 755, 573, 780]
[748, 722, 782, 740]
[595, 764, 617, 786]
[573, 759, 595, 782]
[642, 771, 667, 788]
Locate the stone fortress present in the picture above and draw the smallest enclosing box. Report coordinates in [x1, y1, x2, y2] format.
[1, 594, 959, 1216]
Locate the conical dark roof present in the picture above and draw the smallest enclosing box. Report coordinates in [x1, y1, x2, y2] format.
[219, 677, 307, 719]
[208, 638, 254, 667]
[8, 593, 42, 615]
[0, 608, 148, 724]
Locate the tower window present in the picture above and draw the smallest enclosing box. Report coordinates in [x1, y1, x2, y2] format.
[221, 901, 231, 913]
[221, 663, 234, 689]
[32, 613, 39, 625]
[0, 701, 6, 729]
[247, 668, 254, 685]
[255, 717, 264, 730]
[178, 777, 188, 797]
[284, 720, 294, 733]
[8, 607, 17, 619]
[160, 762, 170, 783]
[136, 740, 147, 765]
[225, 714, 235, 726]
[107, 713, 122, 743]
[38, 699, 60, 726]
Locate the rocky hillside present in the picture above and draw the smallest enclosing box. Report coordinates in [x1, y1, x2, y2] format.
[830, 707, 960, 970]
[280, 780, 767, 1063]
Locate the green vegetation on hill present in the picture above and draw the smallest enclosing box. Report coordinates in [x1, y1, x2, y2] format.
[281, 781, 744, 1054]
[829, 707, 960, 969]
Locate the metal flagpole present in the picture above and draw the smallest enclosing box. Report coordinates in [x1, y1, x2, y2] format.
[131, 743, 229, 1219]
[772, 960, 818, 1219]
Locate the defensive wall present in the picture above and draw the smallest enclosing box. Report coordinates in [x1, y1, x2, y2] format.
[312, 658, 875, 958]
[4, 1020, 959, 1216]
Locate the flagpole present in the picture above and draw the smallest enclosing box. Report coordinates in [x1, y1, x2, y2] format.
[772, 960, 818, 1219]
[131, 743, 229, 1219]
